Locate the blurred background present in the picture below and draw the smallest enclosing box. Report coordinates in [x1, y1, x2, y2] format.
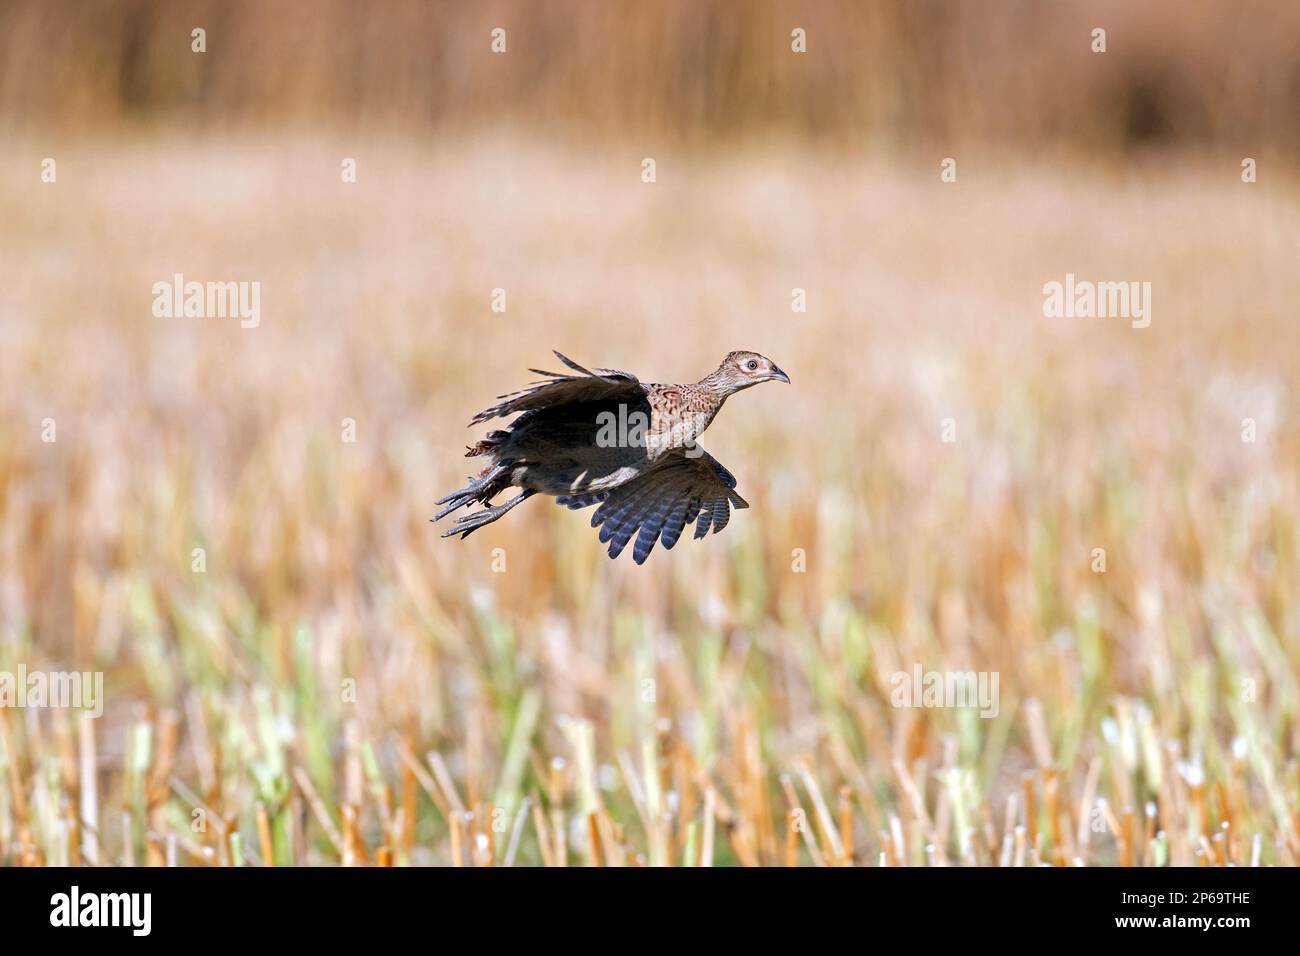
[7, 0, 1300, 152]
[0, 0, 1297, 867]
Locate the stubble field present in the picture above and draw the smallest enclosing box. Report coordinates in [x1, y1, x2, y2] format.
[1, 134, 1298, 866]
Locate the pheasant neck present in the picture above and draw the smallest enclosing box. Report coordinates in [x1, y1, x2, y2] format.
[696, 370, 741, 398]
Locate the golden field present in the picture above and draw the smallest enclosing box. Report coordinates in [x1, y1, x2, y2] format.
[1, 132, 1297, 865]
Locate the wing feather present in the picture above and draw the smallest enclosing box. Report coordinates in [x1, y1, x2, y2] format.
[563, 447, 747, 564]
[469, 351, 643, 426]
[659, 499, 691, 550]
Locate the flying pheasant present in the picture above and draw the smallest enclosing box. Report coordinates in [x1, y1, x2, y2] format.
[434, 351, 790, 563]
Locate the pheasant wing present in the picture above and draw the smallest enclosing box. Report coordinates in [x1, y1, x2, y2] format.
[577, 447, 749, 564]
[469, 351, 643, 426]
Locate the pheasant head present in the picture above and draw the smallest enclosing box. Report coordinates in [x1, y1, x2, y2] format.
[701, 351, 791, 395]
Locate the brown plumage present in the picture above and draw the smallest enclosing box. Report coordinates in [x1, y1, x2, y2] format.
[434, 350, 790, 564]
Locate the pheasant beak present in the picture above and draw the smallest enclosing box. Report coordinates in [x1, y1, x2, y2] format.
[769, 366, 791, 384]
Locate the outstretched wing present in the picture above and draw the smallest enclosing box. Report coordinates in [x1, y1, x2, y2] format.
[469, 351, 643, 426]
[562, 447, 749, 564]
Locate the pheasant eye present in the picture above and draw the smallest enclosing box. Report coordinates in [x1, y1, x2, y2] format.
[745, 360, 758, 371]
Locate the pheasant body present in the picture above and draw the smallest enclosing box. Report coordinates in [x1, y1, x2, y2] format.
[435, 350, 789, 563]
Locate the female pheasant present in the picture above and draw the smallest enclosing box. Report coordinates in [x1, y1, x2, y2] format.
[434, 350, 789, 563]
